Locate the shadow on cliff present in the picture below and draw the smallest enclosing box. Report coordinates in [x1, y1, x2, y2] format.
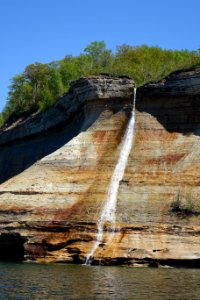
[136, 92, 200, 135]
[0, 99, 131, 184]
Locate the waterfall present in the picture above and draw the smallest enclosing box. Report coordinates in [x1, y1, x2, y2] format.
[84, 88, 137, 265]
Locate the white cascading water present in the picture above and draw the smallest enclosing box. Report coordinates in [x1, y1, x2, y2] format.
[84, 88, 137, 265]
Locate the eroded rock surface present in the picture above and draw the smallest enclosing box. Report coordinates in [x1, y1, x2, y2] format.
[0, 71, 200, 266]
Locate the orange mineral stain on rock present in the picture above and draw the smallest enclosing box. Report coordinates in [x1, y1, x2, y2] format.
[0, 73, 200, 265]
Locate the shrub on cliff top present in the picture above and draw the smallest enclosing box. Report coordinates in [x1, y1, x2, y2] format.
[1, 41, 200, 126]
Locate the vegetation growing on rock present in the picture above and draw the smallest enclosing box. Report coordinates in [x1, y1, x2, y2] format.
[170, 191, 200, 216]
[1, 41, 200, 127]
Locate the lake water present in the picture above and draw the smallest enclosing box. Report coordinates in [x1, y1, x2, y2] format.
[0, 263, 200, 299]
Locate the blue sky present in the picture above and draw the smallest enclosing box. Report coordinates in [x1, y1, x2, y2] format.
[0, 0, 200, 112]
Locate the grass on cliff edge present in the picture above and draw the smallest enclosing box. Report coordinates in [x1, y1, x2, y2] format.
[1, 41, 200, 128]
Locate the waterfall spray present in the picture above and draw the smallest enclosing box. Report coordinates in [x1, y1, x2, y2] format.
[84, 88, 137, 265]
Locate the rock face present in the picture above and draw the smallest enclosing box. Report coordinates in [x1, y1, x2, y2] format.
[0, 71, 200, 266]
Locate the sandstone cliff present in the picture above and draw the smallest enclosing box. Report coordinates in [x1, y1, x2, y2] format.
[0, 71, 200, 267]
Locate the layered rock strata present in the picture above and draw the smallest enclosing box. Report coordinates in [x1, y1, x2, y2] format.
[0, 71, 200, 266]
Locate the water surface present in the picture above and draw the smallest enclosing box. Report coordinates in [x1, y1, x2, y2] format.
[0, 262, 199, 299]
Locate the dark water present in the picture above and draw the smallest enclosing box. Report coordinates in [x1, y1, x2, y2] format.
[0, 263, 200, 299]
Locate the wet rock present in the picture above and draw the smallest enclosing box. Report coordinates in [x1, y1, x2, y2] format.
[0, 72, 200, 266]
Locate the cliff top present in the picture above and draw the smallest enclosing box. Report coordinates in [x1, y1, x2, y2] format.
[0, 76, 134, 146]
[139, 69, 200, 97]
[1, 69, 200, 146]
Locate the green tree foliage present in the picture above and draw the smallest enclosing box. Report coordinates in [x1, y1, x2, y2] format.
[83, 41, 113, 73]
[59, 55, 89, 90]
[1, 41, 200, 126]
[113, 44, 200, 86]
[0, 113, 4, 128]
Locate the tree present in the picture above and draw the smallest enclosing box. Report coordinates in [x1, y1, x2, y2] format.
[1, 41, 200, 127]
[24, 62, 49, 106]
[84, 41, 113, 72]
[0, 113, 4, 127]
[7, 74, 26, 112]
